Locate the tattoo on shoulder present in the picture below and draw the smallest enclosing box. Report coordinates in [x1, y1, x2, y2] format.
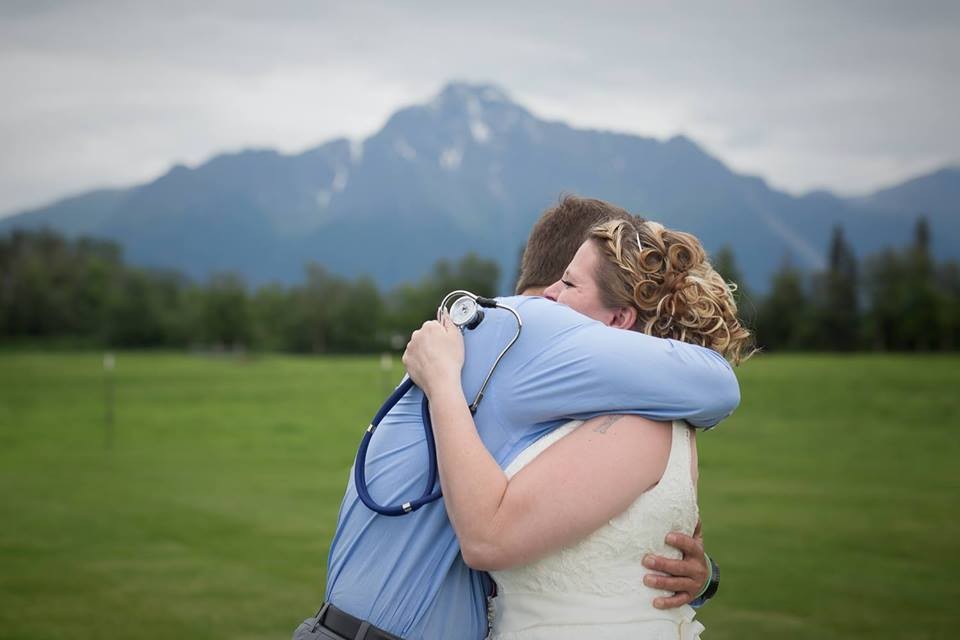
[593, 415, 624, 434]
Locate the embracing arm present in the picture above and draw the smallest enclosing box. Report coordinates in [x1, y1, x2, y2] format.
[503, 300, 740, 430]
[403, 315, 675, 570]
[428, 379, 671, 570]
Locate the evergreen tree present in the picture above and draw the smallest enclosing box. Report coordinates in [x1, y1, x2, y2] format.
[756, 256, 809, 351]
[327, 276, 385, 352]
[250, 283, 298, 351]
[712, 245, 757, 326]
[937, 260, 960, 350]
[290, 264, 341, 353]
[811, 226, 860, 351]
[201, 273, 251, 348]
[864, 248, 906, 350]
[901, 217, 939, 350]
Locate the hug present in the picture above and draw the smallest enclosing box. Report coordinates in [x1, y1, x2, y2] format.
[296, 195, 750, 640]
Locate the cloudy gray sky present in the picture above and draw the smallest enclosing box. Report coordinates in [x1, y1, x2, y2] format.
[1, 0, 958, 216]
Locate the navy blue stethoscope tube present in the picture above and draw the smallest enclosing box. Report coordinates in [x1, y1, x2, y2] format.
[353, 376, 441, 516]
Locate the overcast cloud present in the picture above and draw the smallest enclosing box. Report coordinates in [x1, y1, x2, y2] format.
[1, 0, 958, 215]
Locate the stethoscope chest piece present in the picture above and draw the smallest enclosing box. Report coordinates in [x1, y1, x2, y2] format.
[449, 295, 484, 330]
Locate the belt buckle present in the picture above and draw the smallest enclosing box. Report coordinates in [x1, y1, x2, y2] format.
[310, 602, 331, 632]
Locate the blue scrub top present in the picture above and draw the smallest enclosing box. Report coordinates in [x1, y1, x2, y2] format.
[325, 296, 739, 639]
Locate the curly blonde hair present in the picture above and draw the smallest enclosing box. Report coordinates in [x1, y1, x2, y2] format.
[587, 218, 753, 365]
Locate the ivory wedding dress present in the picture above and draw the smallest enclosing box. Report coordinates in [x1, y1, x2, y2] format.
[487, 420, 704, 640]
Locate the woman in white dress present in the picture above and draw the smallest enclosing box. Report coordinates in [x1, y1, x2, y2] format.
[403, 218, 752, 639]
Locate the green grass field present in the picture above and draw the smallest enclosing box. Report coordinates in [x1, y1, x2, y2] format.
[1, 352, 958, 639]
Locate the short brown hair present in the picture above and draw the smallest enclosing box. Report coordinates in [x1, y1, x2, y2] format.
[515, 195, 632, 294]
[588, 218, 754, 364]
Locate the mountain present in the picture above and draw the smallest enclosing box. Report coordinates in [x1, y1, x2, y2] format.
[2, 82, 958, 293]
[856, 167, 960, 213]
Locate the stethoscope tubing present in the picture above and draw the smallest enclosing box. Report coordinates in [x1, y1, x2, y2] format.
[353, 291, 521, 517]
[354, 377, 441, 516]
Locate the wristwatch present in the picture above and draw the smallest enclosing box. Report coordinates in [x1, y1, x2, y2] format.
[699, 554, 720, 601]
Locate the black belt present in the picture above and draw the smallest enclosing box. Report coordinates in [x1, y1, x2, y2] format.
[314, 602, 403, 640]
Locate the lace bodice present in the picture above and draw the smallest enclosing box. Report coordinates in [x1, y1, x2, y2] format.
[488, 419, 700, 638]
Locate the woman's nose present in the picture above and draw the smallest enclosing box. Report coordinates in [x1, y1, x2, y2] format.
[543, 281, 561, 301]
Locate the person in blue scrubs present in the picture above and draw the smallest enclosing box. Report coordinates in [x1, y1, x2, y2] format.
[298, 197, 738, 640]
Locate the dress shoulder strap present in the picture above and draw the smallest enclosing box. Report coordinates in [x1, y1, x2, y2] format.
[658, 421, 694, 487]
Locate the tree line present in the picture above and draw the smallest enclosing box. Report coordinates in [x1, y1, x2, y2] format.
[0, 228, 498, 353]
[2, 220, 958, 353]
[717, 217, 960, 352]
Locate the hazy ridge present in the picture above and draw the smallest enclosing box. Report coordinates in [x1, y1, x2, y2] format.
[3, 82, 957, 292]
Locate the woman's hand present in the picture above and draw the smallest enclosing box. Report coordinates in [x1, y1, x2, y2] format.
[402, 313, 464, 397]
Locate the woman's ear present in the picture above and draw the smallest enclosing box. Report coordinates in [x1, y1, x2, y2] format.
[610, 306, 637, 330]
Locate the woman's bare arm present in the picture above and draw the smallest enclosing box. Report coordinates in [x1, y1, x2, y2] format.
[403, 317, 672, 571]
[430, 387, 670, 570]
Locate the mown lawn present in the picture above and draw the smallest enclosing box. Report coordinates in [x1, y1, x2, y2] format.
[0, 352, 957, 639]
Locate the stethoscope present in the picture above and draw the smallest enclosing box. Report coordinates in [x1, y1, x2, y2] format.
[354, 290, 523, 516]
